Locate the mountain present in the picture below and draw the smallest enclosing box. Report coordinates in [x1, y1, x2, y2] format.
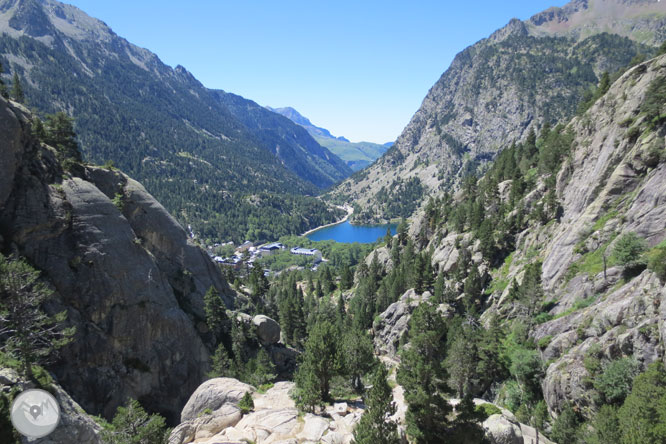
[214, 95, 352, 185]
[0, 0, 350, 243]
[328, 0, 664, 223]
[268, 106, 390, 171]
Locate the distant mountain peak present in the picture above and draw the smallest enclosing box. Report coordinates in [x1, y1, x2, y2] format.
[267, 106, 336, 139]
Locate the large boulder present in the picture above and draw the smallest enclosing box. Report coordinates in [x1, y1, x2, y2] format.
[482, 414, 523, 444]
[180, 377, 254, 422]
[252, 315, 281, 344]
[168, 404, 241, 444]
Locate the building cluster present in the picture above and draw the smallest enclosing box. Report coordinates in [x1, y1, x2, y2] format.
[206, 240, 323, 272]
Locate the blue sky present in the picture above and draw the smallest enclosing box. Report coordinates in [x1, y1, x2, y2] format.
[65, 0, 568, 143]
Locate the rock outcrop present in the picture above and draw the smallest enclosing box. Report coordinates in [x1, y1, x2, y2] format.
[0, 97, 234, 422]
[372, 289, 429, 358]
[373, 289, 453, 358]
[170, 379, 363, 444]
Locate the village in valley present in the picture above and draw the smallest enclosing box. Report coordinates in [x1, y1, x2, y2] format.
[206, 240, 324, 275]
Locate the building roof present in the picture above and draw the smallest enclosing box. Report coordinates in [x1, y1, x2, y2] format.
[261, 242, 284, 250]
[290, 247, 320, 255]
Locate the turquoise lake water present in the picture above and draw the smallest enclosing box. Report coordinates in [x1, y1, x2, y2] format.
[305, 220, 397, 244]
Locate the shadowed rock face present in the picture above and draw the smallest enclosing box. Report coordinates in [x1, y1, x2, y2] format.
[0, 97, 234, 423]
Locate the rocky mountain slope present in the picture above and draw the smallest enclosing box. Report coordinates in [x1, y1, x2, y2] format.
[0, 96, 234, 423]
[528, 0, 666, 46]
[370, 51, 666, 436]
[269, 106, 390, 171]
[329, 0, 662, 223]
[0, 0, 351, 241]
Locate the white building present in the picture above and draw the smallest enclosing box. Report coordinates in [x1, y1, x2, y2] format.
[290, 247, 322, 262]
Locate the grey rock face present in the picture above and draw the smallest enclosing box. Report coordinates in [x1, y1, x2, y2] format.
[528, 0, 666, 46]
[373, 289, 432, 358]
[0, 98, 234, 422]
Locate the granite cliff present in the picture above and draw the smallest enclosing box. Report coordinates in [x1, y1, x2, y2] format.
[0, 96, 233, 423]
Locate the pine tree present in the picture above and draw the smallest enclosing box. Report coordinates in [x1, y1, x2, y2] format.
[249, 348, 276, 387]
[239, 392, 254, 414]
[294, 358, 323, 412]
[517, 261, 543, 326]
[433, 272, 445, 303]
[340, 264, 353, 290]
[397, 302, 451, 443]
[445, 328, 478, 397]
[295, 320, 340, 402]
[11, 72, 24, 103]
[208, 343, 233, 378]
[101, 399, 167, 444]
[0, 62, 7, 99]
[384, 227, 393, 249]
[44, 112, 82, 164]
[551, 403, 580, 444]
[617, 362, 666, 444]
[352, 365, 400, 444]
[0, 254, 75, 379]
[204, 286, 228, 344]
[342, 329, 376, 392]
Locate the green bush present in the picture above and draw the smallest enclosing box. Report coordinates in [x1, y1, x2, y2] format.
[647, 247, 666, 282]
[535, 312, 554, 324]
[594, 357, 639, 405]
[475, 403, 502, 419]
[612, 232, 647, 268]
[537, 335, 553, 350]
[101, 399, 167, 444]
[239, 392, 254, 414]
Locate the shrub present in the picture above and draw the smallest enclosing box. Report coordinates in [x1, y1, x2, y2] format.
[537, 335, 553, 350]
[612, 232, 647, 268]
[475, 403, 502, 419]
[101, 399, 167, 444]
[648, 247, 666, 282]
[239, 392, 254, 414]
[594, 357, 639, 405]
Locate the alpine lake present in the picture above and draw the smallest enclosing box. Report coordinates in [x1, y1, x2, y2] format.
[305, 220, 397, 244]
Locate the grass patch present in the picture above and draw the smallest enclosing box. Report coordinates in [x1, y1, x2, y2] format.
[592, 210, 619, 232]
[555, 295, 598, 320]
[475, 403, 502, 420]
[537, 335, 553, 350]
[257, 383, 274, 394]
[489, 252, 515, 295]
[566, 234, 618, 281]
